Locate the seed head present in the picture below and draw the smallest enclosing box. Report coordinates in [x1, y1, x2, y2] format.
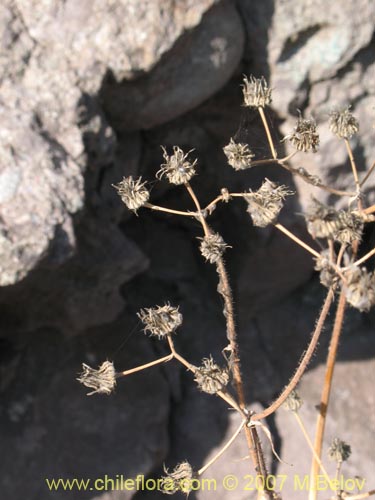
[283, 115, 320, 153]
[77, 361, 116, 396]
[157, 146, 197, 185]
[223, 138, 254, 170]
[334, 210, 363, 245]
[242, 75, 272, 108]
[194, 357, 230, 394]
[113, 176, 149, 213]
[344, 267, 375, 312]
[138, 304, 182, 338]
[304, 200, 363, 243]
[283, 390, 303, 412]
[328, 438, 351, 462]
[329, 107, 359, 139]
[246, 179, 294, 227]
[199, 233, 229, 264]
[160, 461, 194, 495]
[314, 251, 338, 289]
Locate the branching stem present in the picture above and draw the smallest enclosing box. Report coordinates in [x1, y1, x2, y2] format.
[253, 289, 334, 421]
[309, 290, 347, 500]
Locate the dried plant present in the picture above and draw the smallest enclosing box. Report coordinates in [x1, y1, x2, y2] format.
[78, 75, 375, 500]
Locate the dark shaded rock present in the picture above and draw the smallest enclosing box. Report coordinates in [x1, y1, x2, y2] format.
[0, 320, 171, 500]
[101, 1, 245, 131]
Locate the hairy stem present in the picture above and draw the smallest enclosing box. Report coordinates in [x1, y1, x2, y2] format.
[253, 289, 334, 421]
[184, 182, 271, 487]
[309, 290, 347, 500]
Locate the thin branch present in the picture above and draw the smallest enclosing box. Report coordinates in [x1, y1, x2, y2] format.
[309, 290, 347, 500]
[352, 247, 375, 267]
[345, 138, 363, 211]
[364, 204, 375, 215]
[117, 354, 173, 377]
[258, 106, 277, 159]
[360, 159, 375, 187]
[344, 490, 375, 500]
[253, 289, 334, 421]
[144, 202, 196, 218]
[293, 412, 331, 484]
[277, 162, 357, 197]
[197, 419, 246, 476]
[274, 223, 321, 258]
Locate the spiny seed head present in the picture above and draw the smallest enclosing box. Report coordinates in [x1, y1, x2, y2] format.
[283, 390, 303, 412]
[157, 146, 197, 185]
[334, 211, 363, 245]
[194, 356, 230, 394]
[329, 107, 359, 139]
[77, 361, 116, 396]
[160, 461, 194, 495]
[328, 438, 351, 462]
[138, 304, 182, 338]
[242, 75, 272, 108]
[113, 176, 149, 213]
[305, 199, 338, 240]
[199, 233, 229, 264]
[284, 115, 320, 153]
[344, 267, 375, 312]
[223, 138, 254, 170]
[314, 251, 338, 289]
[246, 179, 294, 227]
[304, 199, 363, 243]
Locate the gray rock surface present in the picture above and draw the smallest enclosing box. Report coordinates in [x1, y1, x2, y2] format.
[101, 0, 245, 131]
[239, 0, 375, 209]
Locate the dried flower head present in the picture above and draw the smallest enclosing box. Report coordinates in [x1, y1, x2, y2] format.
[304, 199, 362, 243]
[334, 210, 364, 245]
[344, 267, 375, 312]
[242, 75, 272, 108]
[157, 146, 197, 185]
[314, 251, 338, 289]
[328, 438, 351, 462]
[283, 115, 319, 153]
[160, 461, 194, 495]
[113, 176, 149, 213]
[283, 390, 303, 412]
[194, 357, 230, 394]
[329, 107, 359, 139]
[199, 233, 229, 264]
[77, 361, 116, 396]
[223, 138, 254, 170]
[246, 179, 294, 227]
[138, 304, 182, 338]
[305, 199, 338, 240]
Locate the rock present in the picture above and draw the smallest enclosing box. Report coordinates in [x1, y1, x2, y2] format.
[0, 321, 171, 500]
[0, 98, 84, 286]
[0, 0, 222, 287]
[101, 0, 245, 131]
[238, 0, 375, 210]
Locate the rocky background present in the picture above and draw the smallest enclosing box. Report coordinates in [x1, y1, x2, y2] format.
[0, 1, 374, 499]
